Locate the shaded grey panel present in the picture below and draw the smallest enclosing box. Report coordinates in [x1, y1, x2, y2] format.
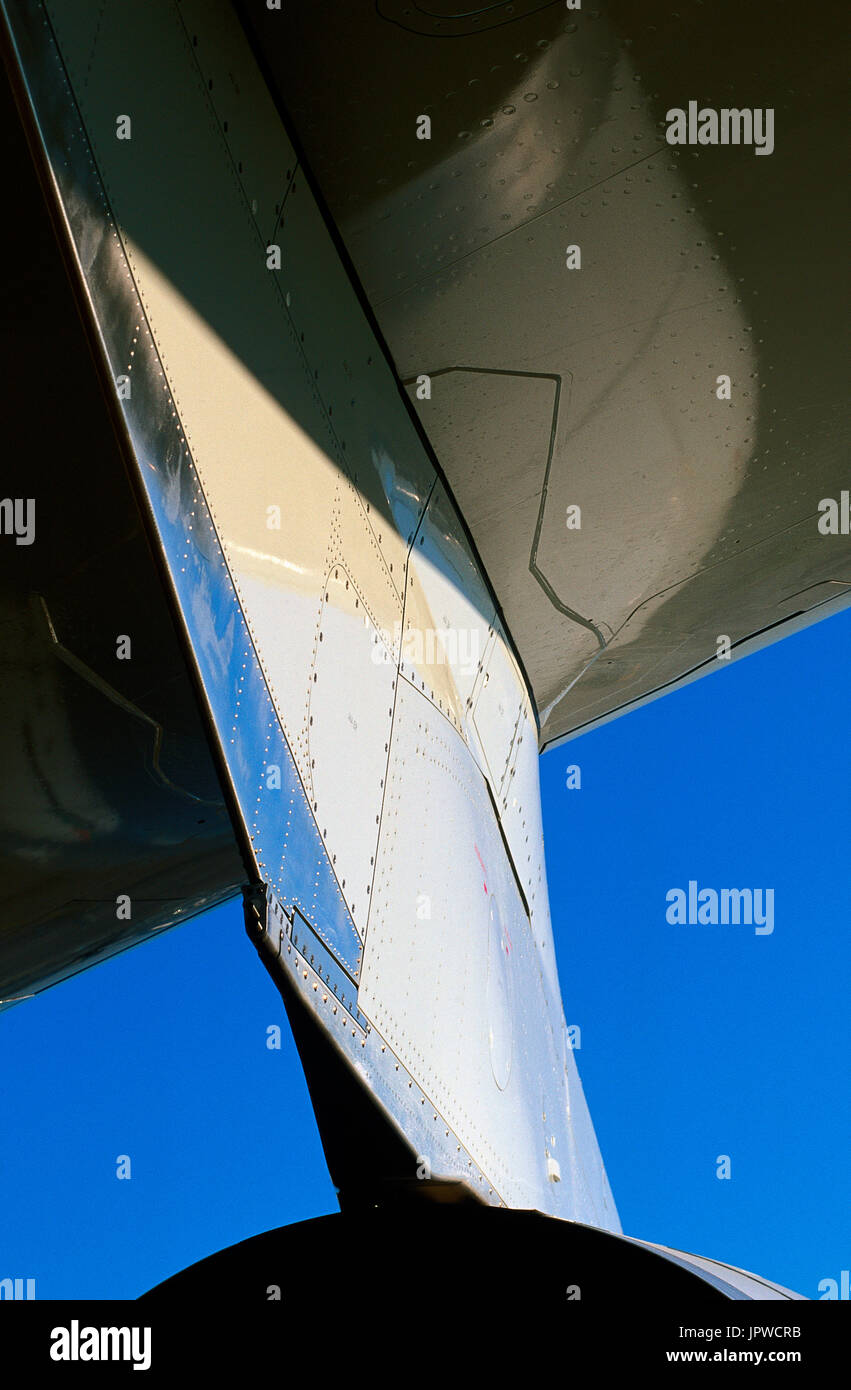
[244, 0, 850, 747]
[0, 57, 244, 1008]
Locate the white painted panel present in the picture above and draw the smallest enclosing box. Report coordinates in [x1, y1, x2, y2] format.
[360, 678, 568, 1211]
[403, 481, 497, 763]
[309, 566, 396, 937]
[499, 699, 550, 926]
[472, 617, 525, 800]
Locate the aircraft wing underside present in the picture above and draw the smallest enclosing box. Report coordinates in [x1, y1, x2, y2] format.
[240, 0, 850, 748]
[1, 0, 844, 1260]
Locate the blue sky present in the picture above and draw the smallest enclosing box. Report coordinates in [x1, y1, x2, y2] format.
[1, 608, 848, 1299]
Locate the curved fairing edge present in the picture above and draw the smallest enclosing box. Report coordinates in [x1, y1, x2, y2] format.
[1, 0, 619, 1230]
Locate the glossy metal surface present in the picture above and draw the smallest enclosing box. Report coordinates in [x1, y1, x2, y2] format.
[244, 0, 850, 747]
[1, 0, 617, 1226]
[0, 58, 244, 1009]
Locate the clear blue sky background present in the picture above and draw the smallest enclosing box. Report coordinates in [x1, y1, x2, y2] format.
[1, 608, 848, 1299]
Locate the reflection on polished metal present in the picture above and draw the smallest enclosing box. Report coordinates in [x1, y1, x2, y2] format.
[0, 0, 617, 1227]
[243, 0, 849, 746]
[0, 0, 838, 1298]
